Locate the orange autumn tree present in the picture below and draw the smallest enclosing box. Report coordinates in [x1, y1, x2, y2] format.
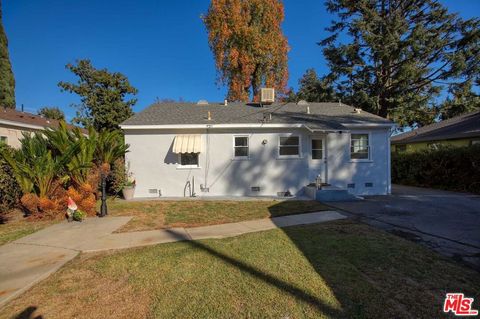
[203, 0, 289, 102]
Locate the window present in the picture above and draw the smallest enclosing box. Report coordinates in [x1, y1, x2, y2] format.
[279, 136, 300, 157]
[350, 134, 369, 160]
[396, 145, 406, 153]
[311, 139, 323, 159]
[234, 136, 249, 158]
[180, 153, 199, 167]
[0, 136, 7, 144]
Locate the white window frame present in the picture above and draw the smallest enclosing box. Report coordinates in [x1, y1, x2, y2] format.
[0, 136, 7, 144]
[232, 135, 250, 160]
[310, 137, 324, 160]
[176, 153, 201, 169]
[350, 132, 371, 162]
[278, 135, 302, 159]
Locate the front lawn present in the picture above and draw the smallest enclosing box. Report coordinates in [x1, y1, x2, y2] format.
[0, 211, 57, 246]
[106, 199, 330, 232]
[2, 220, 478, 318]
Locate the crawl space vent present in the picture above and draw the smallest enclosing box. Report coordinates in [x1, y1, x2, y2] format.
[148, 189, 158, 194]
[347, 183, 355, 189]
[365, 182, 373, 188]
[251, 186, 261, 192]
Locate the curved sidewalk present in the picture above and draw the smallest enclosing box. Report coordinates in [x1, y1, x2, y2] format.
[0, 210, 345, 308]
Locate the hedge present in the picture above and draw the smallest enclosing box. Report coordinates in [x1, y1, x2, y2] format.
[0, 144, 22, 219]
[391, 144, 480, 194]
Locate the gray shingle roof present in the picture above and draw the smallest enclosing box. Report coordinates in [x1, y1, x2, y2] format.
[121, 102, 392, 130]
[391, 110, 480, 144]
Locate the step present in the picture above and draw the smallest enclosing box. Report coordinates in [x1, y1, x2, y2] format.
[304, 185, 362, 202]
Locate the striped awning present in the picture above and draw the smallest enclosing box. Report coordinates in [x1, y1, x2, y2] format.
[172, 135, 202, 153]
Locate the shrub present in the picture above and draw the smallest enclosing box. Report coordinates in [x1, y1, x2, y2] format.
[73, 210, 86, 221]
[392, 145, 480, 194]
[0, 144, 22, 218]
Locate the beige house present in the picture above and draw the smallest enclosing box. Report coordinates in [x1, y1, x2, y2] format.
[0, 108, 80, 148]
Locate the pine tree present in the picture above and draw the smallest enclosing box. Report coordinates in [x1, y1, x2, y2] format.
[0, 0, 15, 108]
[295, 69, 337, 103]
[203, 0, 289, 102]
[440, 81, 480, 120]
[320, 0, 480, 127]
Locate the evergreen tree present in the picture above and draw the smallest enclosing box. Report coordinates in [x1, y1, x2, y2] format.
[296, 69, 337, 103]
[320, 0, 480, 128]
[203, 0, 289, 102]
[0, 0, 15, 108]
[38, 106, 65, 120]
[440, 81, 480, 120]
[58, 60, 137, 131]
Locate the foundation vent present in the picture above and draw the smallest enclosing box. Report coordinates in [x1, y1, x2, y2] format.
[251, 186, 261, 192]
[347, 183, 355, 189]
[148, 189, 158, 194]
[365, 182, 373, 187]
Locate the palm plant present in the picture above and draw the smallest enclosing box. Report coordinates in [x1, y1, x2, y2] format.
[44, 122, 95, 186]
[95, 129, 129, 173]
[1, 132, 79, 198]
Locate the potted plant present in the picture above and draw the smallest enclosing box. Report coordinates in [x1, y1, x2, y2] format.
[122, 162, 136, 200]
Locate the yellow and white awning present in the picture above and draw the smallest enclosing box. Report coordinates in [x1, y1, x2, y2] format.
[172, 135, 202, 153]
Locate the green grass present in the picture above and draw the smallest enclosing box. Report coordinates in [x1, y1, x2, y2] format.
[2, 220, 478, 318]
[106, 199, 330, 232]
[0, 218, 56, 246]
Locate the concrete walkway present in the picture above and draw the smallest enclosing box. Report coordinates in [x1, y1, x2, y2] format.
[0, 210, 345, 308]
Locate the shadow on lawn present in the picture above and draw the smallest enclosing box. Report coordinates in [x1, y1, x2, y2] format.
[163, 228, 343, 317]
[12, 306, 43, 319]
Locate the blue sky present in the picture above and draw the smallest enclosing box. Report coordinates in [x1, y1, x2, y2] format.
[3, 0, 480, 121]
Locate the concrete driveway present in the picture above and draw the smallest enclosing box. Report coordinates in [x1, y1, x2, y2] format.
[327, 185, 480, 270]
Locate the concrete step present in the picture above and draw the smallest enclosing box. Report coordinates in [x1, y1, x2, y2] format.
[304, 185, 362, 202]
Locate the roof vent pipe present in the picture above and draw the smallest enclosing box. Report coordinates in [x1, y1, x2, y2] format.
[207, 111, 212, 120]
[306, 106, 310, 114]
[224, 99, 228, 106]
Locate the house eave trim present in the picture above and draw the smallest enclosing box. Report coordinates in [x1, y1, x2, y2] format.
[0, 119, 46, 130]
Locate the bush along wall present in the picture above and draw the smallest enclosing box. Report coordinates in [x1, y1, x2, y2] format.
[391, 145, 480, 194]
[0, 122, 128, 220]
[0, 144, 22, 219]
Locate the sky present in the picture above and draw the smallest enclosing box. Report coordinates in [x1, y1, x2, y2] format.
[3, 0, 480, 121]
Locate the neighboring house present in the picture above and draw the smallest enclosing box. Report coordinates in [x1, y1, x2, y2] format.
[391, 110, 480, 153]
[121, 100, 394, 198]
[0, 108, 80, 148]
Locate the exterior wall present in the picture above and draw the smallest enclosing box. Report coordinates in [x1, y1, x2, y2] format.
[124, 127, 391, 198]
[0, 124, 37, 149]
[393, 138, 480, 153]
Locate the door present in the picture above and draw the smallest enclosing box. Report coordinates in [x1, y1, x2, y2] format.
[308, 136, 327, 184]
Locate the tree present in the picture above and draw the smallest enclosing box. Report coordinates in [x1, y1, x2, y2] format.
[58, 60, 137, 131]
[440, 81, 480, 120]
[203, 0, 289, 102]
[38, 107, 65, 120]
[0, 0, 15, 108]
[320, 0, 480, 128]
[295, 69, 337, 103]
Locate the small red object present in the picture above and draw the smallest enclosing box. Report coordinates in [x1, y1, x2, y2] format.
[67, 197, 77, 211]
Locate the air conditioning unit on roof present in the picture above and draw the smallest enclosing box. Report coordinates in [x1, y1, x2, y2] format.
[260, 88, 275, 104]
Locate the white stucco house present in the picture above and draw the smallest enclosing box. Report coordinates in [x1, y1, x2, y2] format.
[120, 100, 394, 199]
